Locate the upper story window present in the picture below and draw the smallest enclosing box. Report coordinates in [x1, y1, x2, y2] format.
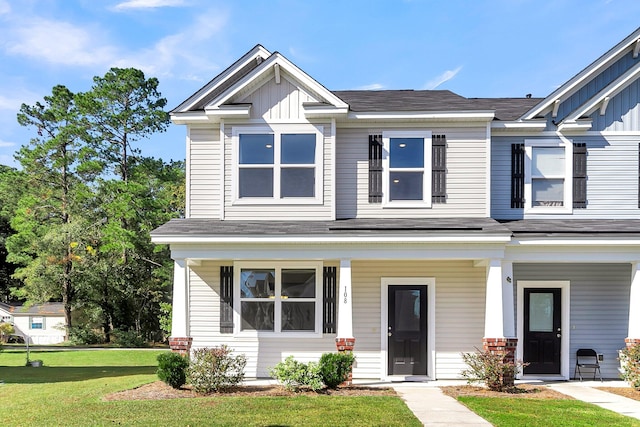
[524, 139, 573, 213]
[30, 316, 44, 329]
[382, 131, 432, 207]
[234, 262, 322, 336]
[233, 125, 323, 204]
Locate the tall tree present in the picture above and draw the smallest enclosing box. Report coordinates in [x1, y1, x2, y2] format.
[6, 85, 94, 338]
[0, 166, 25, 303]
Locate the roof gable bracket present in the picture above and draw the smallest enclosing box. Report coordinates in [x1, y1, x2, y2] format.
[274, 63, 281, 84]
[552, 99, 561, 118]
[634, 38, 640, 58]
[599, 96, 610, 116]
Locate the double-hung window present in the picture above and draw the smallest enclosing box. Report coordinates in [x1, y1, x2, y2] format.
[235, 262, 322, 336]
[382, 130, 432, 206]
[525, 139, 573, 213]
[30, 316, 44, 330]
[234, 125, 323, 204]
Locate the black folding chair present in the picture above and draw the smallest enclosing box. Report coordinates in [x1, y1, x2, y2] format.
[574, 348, 602, 381]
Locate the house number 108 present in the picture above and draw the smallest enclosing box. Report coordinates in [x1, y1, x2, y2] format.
[343, 286, 348, 303]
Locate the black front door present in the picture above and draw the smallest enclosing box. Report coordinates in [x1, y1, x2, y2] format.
[523, 288, 561, 374]
[388, 285, 427, 376]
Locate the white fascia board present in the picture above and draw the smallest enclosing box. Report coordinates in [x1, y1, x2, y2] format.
[302, 104, 349, 118]
[170, 111, 211, 125]
[521, 29, 640, 120]
[206, 53, 348, 112]
[512, 238, 640, 246]
[556, 120, 593, 131]
[559, 61, 640, 124]
[491, 121, 547, 130]
[152, 234, 512, 245]
[505, 244, 640, 263]
[174, 45, 272, 113]
[204, 104, 251, 119]
[347, 111, 495, 121]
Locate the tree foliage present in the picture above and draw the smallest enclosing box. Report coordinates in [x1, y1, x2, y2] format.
[1, 68, 182, 344]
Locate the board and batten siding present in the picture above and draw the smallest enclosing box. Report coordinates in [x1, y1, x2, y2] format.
[590, 77, 640, 131]
[491, 135, 640, 219]
[222, 122, 334, 220]
[335, 125, 489, 219]
[188, 260, 486, 379]
[188, 126, 221, 218]
[513, 263, 631, 379]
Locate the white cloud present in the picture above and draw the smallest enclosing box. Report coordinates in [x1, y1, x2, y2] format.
[0, 139, 15, 148]
[356, 83, 385, 90]
[0, 0, 11, 15]
[113, 0, 187, 11]
[423, 66, 463, 90]
[5, 18, 117, 66]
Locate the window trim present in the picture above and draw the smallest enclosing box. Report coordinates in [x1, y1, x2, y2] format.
[232, 125, 324, 205]
[30, 316, 44, 330]
[524, 139, 573, 214]
[233, 261, 323, 338]
[382, 130, 433, 208]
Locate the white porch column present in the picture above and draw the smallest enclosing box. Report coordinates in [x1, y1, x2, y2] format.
[336, 259, 353, 339]
[484, 259, 505, 338]
[169, 259, 191, 354]
[626, 263, 640, 347]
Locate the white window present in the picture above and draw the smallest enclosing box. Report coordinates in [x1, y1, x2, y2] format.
[233, 125, 323, 204]
[234, 262, 322, 336]
[382, 131, 432, 207]
[30, 316, 44, 329]
[525, 139, 573, 213]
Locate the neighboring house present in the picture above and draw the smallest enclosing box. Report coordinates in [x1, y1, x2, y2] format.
[151, 27, 640, 381]
[0, 302, 65, 344]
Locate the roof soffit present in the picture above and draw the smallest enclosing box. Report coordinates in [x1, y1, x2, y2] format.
[520, 27, 640, 121]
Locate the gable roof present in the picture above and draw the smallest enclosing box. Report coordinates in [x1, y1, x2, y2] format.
[520, 26, 640, 121]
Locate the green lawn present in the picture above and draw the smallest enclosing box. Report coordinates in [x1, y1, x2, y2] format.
[0, 349, 420, 426]
[458, 396, 640, 427]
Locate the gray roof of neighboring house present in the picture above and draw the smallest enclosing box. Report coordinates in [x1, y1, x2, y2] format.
[0, 302, 64, 316]
[151, 217, 512, 237]
[332, 90, 543, 121]
[502, 219, 640, 237]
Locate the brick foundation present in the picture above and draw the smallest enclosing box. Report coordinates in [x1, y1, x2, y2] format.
[336, 337, 356, 385]
[169, 337, 193, 355]
[483, 337, 518, 388]
[625, 338, 640, 348]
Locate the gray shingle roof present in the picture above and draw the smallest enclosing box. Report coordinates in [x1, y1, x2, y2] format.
[0, 302, 64, 316]
[152, 218, 511, 238]
[502, 219, 640, 237]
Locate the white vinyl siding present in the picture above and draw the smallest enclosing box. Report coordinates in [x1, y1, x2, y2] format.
[222, 123, 333, 220]
[188, 260, 485, 379]
[513, 263, 630, 379]
[336, 125, 488, 219]
[188, 126, 221, 218]
[492, 136, 640, 219]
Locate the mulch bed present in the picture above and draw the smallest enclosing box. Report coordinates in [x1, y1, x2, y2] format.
[103, 381, 397, 401]
[597, 387, 640, 401]
[440, 384, 573, 400]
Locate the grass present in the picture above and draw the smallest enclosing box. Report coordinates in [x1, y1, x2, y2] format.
[0, 349, 420, 426]
[458, 396, 640, 427]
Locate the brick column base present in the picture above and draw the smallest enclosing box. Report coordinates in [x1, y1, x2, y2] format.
[336, 338, 356, 386]
[626, 338, 640, 348]
[169, 337, 193, 356]
[483, 337, 518, 388]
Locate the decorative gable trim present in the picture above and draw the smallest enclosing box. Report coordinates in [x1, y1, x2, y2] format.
[521, 28, 640, 121]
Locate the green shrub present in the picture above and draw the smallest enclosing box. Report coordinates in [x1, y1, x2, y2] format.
[620, 344, 640, 390]
[269, 355, 324, 392]
[319, 352, 355, 389]
[461, 348, 527, 392]
[188, 345, 247, 393]
[68, 326, 104, 345]
[112, 329, 148, 348]
[157, 352, 189, 389]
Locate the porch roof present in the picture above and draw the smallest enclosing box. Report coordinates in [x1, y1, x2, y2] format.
[152, 217, 511, 240]
[502, 219, 640, 238]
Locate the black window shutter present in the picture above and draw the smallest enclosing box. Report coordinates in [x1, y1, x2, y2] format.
[638, 143, 640, 208]
[323, 266, 337, 334]
[511, 143, 525, 208]
[573, 143, 587, 209]
[369, 134, 383, 203]
[432, 135, 446, 203]
[220, 266, 234, 333]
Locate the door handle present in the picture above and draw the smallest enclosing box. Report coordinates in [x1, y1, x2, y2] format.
[556, 334, 561, 338]
[388, 332, 393, 337]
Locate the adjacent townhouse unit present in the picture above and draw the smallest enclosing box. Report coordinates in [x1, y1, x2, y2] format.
[151, 27, 640, 381]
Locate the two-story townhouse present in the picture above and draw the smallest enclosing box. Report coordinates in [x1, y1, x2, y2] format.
[152, 27, 640, 381]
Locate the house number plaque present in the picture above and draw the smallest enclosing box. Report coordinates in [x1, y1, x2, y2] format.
[343, 286, 348, 304]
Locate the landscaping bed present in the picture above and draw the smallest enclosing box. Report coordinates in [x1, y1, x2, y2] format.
[441, 384, 573, 400]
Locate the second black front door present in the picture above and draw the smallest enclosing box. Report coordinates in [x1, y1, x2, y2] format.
[388, 285, 428, 376]
[523, 288, 561, 374]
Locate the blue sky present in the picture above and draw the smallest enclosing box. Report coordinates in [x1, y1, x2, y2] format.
[1, 0, 639, 167]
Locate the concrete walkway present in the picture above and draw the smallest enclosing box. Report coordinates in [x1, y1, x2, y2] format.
[549, 381, 640, 420]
